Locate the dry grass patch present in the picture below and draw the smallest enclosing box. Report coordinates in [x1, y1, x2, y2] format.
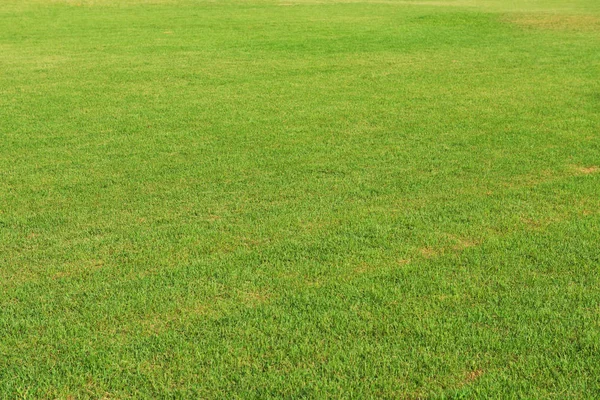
[51, 259, 105, 280]
[464, 369, 484, 383]
[506, 13, 600, 31]
[420, 236, 479, 259]
[420, 246, 440, 259]
[239, 290, 271, 307]
[278, 0, 475, 5]
[449, 235, 479, 251]
[575, 165, 600, 175]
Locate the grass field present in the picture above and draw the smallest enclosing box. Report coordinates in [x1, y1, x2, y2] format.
[1, 0, 600, 397]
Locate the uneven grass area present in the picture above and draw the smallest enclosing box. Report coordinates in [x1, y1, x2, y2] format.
[1, 0, 600, 397]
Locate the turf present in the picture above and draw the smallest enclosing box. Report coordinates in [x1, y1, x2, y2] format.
[1, 0, 600, 397]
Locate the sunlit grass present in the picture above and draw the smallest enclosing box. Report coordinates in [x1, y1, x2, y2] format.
[1, 0, 599, 397]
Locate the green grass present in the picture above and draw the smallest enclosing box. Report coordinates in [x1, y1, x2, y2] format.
[1, 0, 600, 397]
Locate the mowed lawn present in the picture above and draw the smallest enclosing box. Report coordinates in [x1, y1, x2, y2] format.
[1, 0, 600, 397]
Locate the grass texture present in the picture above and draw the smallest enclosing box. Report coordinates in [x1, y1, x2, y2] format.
[1, 0, 600, 397]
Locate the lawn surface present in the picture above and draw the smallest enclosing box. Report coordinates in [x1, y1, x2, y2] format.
[1, 0, 600, 397]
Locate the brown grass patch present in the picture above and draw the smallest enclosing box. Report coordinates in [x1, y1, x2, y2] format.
[420, 247, 440, 258]
[240, 290, 270, 307]
[506, 14, 600, 32]
[45, 0, 184, 5]
[521, 217, 543, 229]
[419, 236, 480, 260]
[521, 215, 561, 230]
[575, 165, 599, 175]
[278, 0, 474, 5]
[449, 236, 479, 251]
[52, 259, 104, 280]
[353, 262, 374, 274]
[465, 369, 484, 383]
